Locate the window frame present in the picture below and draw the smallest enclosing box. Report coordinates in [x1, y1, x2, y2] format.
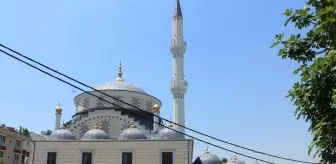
[120, 149, 135, 164]
[44, 149, 59, 164]
[80, 150, 95, 164]
[0, 151, 3, 158]
[0, 135, 5, 146]
[160, 149, 176, 164]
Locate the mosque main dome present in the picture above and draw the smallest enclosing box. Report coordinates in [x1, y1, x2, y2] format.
[73, 61, 161, 114]
[94, 61, 146, 94]
[95, 80, 146, 94]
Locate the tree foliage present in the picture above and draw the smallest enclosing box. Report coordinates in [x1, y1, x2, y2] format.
[0, 157, 4, 164]
[271, 0, 336, 163]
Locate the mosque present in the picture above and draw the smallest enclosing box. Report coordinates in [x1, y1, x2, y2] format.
[18, 0, 252, 164]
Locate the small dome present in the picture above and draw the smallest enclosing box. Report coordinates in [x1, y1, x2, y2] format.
[119, 121, 147, 140]
[195, 147, 222, 164]
[81, 122, 109, 140]
[236, 160, 246, 164]
[156, 123, 183, 140]
[48, 126, 76, 140]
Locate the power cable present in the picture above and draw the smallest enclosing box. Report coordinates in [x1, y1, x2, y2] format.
[0, 46, 274, 164]
[0, 44, 320, 164]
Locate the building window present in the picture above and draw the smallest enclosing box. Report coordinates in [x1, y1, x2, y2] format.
[0, 135, 5, 146]
[82, 152, 92, 164]
[0, 151, 3, 158]
[14, 154, 19, 164]
[15, 140, 21, 150]
[161, 152, 174, 164]
[121, 152, 132, 164]
[47, 152, 57, 164]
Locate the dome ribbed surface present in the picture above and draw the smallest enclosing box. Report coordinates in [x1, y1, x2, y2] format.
[95, 81, 146, 94]
[156, 126, 183, 140]
[48, 129, 76, 140]
[81, 129, 109, 140]
[119, 127, 147, 140]
[196, 151, 222, 164]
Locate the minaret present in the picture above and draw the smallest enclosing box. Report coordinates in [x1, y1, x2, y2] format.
[170, 0, 188, 137]
[55, 102, 62, 130]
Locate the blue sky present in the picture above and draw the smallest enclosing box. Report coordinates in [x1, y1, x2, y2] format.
[0, 0, 319, 163]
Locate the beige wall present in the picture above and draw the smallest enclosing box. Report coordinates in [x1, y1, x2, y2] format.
[32, 139, 193, 164]
[0, 127, 32, 164]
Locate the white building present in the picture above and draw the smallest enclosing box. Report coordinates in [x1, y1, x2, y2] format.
[21, 0, 250, 164]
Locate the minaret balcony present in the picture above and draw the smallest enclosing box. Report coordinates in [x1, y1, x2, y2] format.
[170, 79, 188, 93]
[170, 39, 187, 56]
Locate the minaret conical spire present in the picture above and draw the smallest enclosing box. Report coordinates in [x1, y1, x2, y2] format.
[174, 0, 182, 17]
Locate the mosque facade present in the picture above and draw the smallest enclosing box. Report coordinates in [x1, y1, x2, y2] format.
[11, 0, 252, 164]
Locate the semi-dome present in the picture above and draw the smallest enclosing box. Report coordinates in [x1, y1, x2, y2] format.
[118, 121, 147, 140]
[194, 147, 222, 164]
[81, 122, 109, 140]
[48, 126, 76, 140]
[94, 61, 146, 94]
[156, 123, 184, 140]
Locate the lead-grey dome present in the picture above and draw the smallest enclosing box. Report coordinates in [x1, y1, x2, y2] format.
[236, 160, 246, 164]
[156, 124, 183, 140]
[118, 122, 147, 140]
[95, 81, 146, 94]
[48, 128, 76, 140]
[81, 124, 109, 140]
[94, 62, 146, 94]
[195, 148, 222, 164]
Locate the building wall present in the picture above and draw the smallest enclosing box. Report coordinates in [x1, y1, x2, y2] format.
[68, 110, 151, 139]
[32, 139, 193, 164]
[0, 127, 32, 164]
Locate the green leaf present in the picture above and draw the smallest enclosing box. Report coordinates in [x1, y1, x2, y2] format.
[273, 0, 336, 163]
[283, 8, 293, 16]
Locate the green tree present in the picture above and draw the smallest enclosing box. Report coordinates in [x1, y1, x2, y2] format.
[0, 157, 4, 164]
[271, 0, 336, 163]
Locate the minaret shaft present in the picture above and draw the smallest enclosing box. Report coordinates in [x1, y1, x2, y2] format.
[170, 0, 187, 137]
[55, 113, 61, 130]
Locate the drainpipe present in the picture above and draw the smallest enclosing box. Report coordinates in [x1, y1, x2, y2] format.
[32, 141, 36, 164]
[187, 140, 190, 164]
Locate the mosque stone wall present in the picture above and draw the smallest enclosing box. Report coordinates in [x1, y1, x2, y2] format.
[69, 111, 150, 139]
[31, 139, 193, 164]
[74, 90, 162, 113]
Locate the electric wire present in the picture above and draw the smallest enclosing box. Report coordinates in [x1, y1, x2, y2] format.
[0, 44, 319, 164]
[0, 47, 275, 164]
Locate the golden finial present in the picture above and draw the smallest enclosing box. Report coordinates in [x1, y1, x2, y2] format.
[152, 104, 160, 112]
[130, 121, 136, 128]
[205, 146, 209, 154]
[60, 122, 66, 129]
[232, 154, 238, 162]
[55, 102, 62, 114]
[94, 121, 100, 129]
[116, 60, 124, 82]
[168, 118, 173, 128]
